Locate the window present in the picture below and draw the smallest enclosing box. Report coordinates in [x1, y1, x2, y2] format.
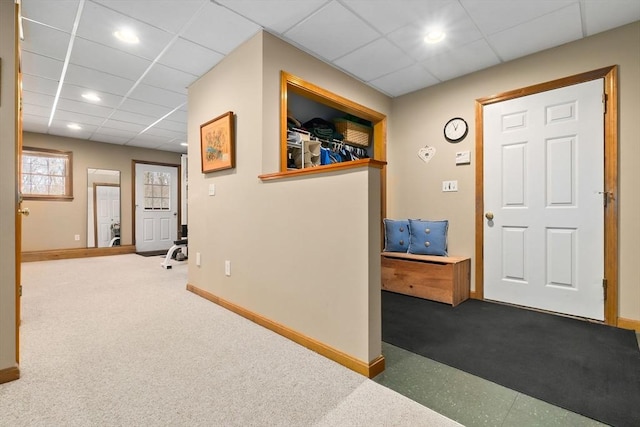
[21, 147, 73, 200]
[143, 171, 171, 210]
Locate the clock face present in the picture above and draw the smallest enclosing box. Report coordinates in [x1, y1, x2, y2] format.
[444, 117, 468, 143]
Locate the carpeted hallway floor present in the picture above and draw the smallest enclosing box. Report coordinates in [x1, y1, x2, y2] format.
[0, 254, 460, 426]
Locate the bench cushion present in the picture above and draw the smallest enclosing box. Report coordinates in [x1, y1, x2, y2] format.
[408, 219, 448, 256]
[383, 218, 410, 253]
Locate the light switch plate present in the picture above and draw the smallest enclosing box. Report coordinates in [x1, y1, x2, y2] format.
[208, 183, 216, 196]
[456, 151, 471, 165]
[442, 180, 458, 192]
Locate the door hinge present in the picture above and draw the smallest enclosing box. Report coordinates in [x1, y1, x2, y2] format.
[602, 93, 608, 114]
[19, 285, 22, 297]
[602, 278, 607, 300]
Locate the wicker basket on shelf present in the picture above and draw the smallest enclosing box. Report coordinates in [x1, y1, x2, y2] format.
[334, 118, 372, 147]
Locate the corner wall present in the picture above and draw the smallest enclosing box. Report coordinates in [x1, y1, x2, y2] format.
[187, 31, 391, 365]
[0, 0, 17, 376]
[389, 22, 640, 322]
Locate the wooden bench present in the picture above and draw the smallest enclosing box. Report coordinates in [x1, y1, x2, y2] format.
[381, 252, 471, 307]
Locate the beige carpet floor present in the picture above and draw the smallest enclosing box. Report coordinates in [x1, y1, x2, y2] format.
[0, 254, 460, 426]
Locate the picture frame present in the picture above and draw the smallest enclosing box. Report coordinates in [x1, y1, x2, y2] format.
[200, 111, 235, 173]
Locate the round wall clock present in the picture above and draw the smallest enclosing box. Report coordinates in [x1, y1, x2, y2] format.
[444, 117, 468, 143]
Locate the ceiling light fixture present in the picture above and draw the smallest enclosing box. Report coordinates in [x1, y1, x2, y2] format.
[81, 92, 101, 102]
[67, 123, 82, 130]
[180, 142, 188, 147]
[114, 28, 140, 44]
[424, 30, 446, 44]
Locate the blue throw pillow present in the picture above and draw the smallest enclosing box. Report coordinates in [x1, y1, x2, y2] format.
[408, 219, 448, 256]
[383, 219, 410, 252]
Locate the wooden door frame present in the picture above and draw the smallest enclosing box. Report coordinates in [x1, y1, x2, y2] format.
[131, 160, 181, 247]
[474, 65, 618, 325]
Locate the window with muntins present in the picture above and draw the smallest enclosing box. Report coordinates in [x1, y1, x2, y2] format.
[144, 171, 171, 210]
[21, 147, 73, 200]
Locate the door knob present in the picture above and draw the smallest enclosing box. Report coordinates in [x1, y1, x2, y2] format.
[485, 211, 494, 220]
[18, 207, 30, 216]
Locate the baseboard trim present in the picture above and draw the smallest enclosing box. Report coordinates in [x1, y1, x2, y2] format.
[617, 317, 640, 332]
[186, 283, 385, 378]
[22, 245, 136, 262]
[0, 366, 20, 384]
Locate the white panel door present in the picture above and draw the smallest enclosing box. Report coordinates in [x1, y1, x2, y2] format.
[96, 185, 120, 247]
[135, 163, 178, 252]
[484, 79, 605, 320]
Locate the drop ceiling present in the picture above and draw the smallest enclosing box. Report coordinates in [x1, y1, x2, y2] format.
[19, 0, 640, 154]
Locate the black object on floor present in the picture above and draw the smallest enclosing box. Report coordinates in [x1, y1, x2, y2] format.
[136, 250, 167, 257]
[381, 290, 640, 427]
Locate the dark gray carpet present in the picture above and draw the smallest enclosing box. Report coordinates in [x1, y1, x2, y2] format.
[382, 290, 640, 427]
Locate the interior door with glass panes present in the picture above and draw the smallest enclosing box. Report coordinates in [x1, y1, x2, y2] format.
[134, 163, 178, 253]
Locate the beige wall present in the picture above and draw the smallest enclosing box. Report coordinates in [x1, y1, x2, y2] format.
[389, 22, 640, 321]
[188, 32, 391, 363]
[22, 132, 181, 251]
[0, 0, 17, 372]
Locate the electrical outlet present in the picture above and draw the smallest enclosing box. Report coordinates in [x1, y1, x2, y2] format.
[225, 260, 231, 276]
[74, 234, 80, 241]
[442, 180, 458, 192]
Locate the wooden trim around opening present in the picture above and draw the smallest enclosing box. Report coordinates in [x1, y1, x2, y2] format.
[617, 317, 640, 333]
[259, 158, 386, 181]
[0, 366, 20, 384]
[474, 65, 619, 326]
[186, 283, 385, 378]
[21, 245, 135, 262]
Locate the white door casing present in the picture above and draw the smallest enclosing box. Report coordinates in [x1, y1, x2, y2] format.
[135, 163, 178, 252]
[483, 79, 605, 320]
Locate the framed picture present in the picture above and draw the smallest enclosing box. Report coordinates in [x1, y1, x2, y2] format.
[200, 111, 235, 173]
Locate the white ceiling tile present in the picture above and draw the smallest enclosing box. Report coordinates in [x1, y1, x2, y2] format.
[181, 2, 261, 54]
[100, 119, 146, 133]
[142, 64, 197, 94]
[369, 64, 440, 97]
[343, 0, 460, 35]
[23, 104, 51, 118]
[22, 114, 50, 134]
[59, 84, 124, 109]
[333, 38, 414, 82]
[56, 97, 114, 118]
[21, 51, 64, 80]
[154, 119, 187, 133]
[216, 0, 326, 33]
[283, 2, 380, 61]
[53, 110, 107, 126]
[89, 133, 130, 145]
[166, 109, 188, 123]
[153, 141, 187, 154]
[488, 3, 583, 61]
[422, 39, 501, 82]
[22, 90, 55, 109]
[158, 37, 224, 77]
[21, 0, 80, 33]
[583, 0, 640, 35]
[65, 64, 136, 96]
[125, 138, 165, 150]
[75, 1, 174, 60]
[70, 38, 152, 81]
[92, 126, 138, 139]
[109, 110, 156, 126]
[49, 121, 99, 139]
[93, 0, 206, 34]
[143, 127, 186, 140]
[21, 20, 71, 61]
[461, 0, 575, 35]
[21, 75, 59, 96]
[128, 84, 187, 108]
[119, 99, 173, 119]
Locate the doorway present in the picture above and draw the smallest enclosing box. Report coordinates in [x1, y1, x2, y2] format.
[132, 161, 181, 253]
[475, 66, 618, 325]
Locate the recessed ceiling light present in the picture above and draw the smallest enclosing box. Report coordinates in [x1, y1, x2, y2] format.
[67, 123, 82, 130]
[114, 28, 139, 44]
[180, 142, 188, 147]
[81, 92, 101, 102]
[424, 30, 446, 44]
